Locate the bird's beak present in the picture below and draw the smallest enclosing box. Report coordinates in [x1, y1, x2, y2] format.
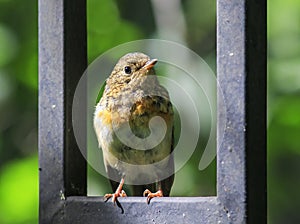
[142, 59, 158, 70]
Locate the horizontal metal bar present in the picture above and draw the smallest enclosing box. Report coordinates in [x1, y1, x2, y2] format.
[60, 196, 229, 224]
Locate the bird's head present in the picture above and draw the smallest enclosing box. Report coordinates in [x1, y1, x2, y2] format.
[107, 52, 158, 88]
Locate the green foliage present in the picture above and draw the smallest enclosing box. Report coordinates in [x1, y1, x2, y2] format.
[0, 0, 38, 223]
[0, 156, 38, 224]
[267, 0, 300, 223]
[0, 24, 18, 67]
[88, 0, 143, 62]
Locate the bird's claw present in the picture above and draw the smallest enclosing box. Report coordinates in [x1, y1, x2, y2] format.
[104, 190, 127, 205]
[143, 189, 163, 204]
[104, 190, 126, 214]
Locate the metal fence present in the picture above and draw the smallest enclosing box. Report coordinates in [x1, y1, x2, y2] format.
[38, 0, 266, 223]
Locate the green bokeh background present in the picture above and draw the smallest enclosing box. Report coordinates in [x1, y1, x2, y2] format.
[0, 0, 299, 223]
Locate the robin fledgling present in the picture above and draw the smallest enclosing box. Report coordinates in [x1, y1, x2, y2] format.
[93, 52, 174, 210]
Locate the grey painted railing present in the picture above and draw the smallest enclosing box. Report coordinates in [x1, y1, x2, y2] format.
[38, 0, 266, 223]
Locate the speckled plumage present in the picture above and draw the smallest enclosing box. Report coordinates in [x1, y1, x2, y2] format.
[94, 52, 174, 202]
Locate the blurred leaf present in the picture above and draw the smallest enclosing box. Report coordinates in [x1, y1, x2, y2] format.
[183, 0, 216, 54]
[88, 0, 143, 61]
[19, 52, 38, 90]
[268, 58, 300, 94]
[88, 0, 120, 34]
[95, 80, 106, 105]
[268, 154, 300, 224]
[0, 156, 38, 224]
[0, 24, 18, 66]
[269, 34, 300, 59]
[268, 0, 300, 38]
[0, 70, 14, 105]
[268, 95, 300, 155]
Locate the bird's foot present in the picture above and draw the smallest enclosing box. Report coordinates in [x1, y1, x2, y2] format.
[104, 178, 127, 213]
[104, 190, 127, 204]
[143, 189, 163, 204]
[104, 190, 126, 214]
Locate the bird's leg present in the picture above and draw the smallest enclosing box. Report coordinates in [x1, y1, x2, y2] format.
[143, 182, 163, 204]
[104, 177, 127, 205]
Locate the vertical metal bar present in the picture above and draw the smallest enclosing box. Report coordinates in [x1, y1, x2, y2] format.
[64, 0, 87, 197]
[39, 0, 65, 221]
[245, 0, 267, 222]
[217, 1, 247, 222]
[217, 0, 266, 223]
[39, 0, 86, 222]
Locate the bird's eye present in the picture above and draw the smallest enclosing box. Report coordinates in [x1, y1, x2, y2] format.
[124, 66, 132, 74]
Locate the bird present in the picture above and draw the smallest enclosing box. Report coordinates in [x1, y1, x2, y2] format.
[93, 52, 174, 211]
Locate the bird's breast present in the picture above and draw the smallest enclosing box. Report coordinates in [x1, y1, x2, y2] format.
[94, 92, 173, 169]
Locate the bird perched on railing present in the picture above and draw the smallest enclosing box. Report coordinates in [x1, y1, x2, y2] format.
[94, 52, 174, 212]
